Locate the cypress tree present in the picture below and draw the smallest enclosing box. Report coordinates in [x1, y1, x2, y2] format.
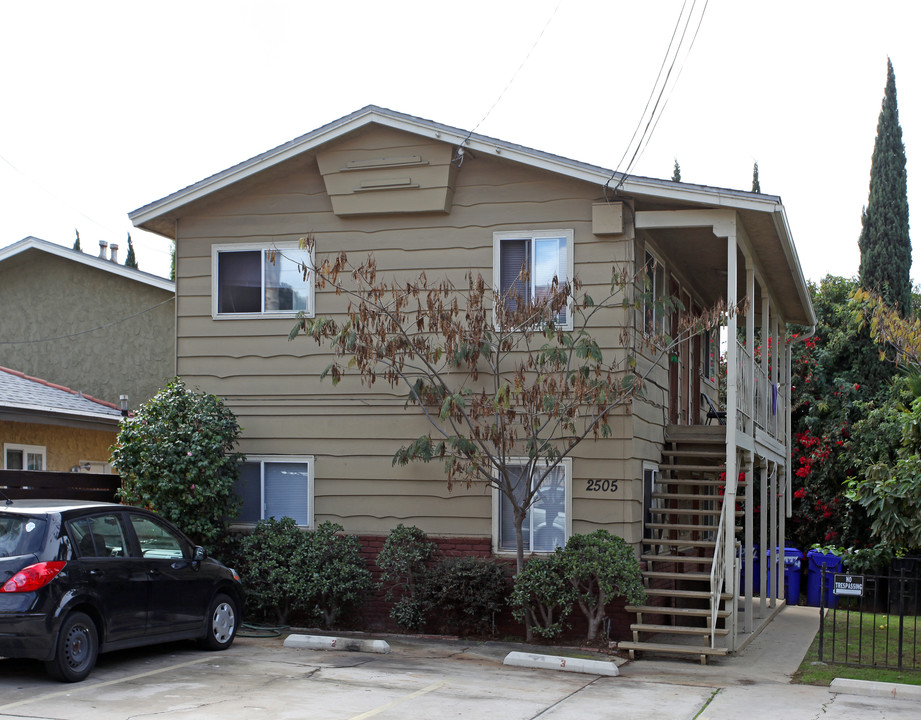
[858, 59, 911, 314]
[751, 162, 761, 193]
[671, 159, 681, 182]
[124, 233, 139, 269]
[72, 229, 81, 252]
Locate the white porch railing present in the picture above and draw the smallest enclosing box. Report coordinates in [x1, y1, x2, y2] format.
[735, 340, 787, 445]
[709, 499, 727, 648]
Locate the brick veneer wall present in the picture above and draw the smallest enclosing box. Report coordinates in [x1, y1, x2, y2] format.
[356, 534, 634, 642]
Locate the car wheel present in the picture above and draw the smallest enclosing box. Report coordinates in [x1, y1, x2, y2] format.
[45, 611, 98, 682]
[201, 593, 237, 650]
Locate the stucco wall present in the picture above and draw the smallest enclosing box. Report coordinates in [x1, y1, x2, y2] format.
[0, 420, 117, 472]
[0, 249, 175, 408]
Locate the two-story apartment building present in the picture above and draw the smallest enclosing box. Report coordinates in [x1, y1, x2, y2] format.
[130, 106, 815, 657]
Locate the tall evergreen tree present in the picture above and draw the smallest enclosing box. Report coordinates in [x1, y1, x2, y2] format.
[858, 59, 911, 314]
[671, 159, 681, 182]
[72, 229, 82, 252]
[124, 233, 139, 269]
[751, 162, 761, 193]
[170, 241, 176, 282]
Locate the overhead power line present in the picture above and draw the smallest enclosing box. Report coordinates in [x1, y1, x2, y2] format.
[606, 0, 710, 194]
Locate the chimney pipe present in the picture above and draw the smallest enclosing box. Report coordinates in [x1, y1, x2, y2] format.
[98, 240, 108, 258]
[110, 243, 119, 263]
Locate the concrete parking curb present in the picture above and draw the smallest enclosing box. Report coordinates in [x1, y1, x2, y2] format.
[284, 634, 391, 654]
[830, 678, 921, 701]
[503, 651, 619, 676]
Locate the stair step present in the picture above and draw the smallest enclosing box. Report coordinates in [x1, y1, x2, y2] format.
[645, 522, 734, 533]
[631, 623, 730, 637]
[643, 571, 712, 582]
[662, 463, 726, 473]
[645, 588, 732, 600]
[662, 448, 726, 458]
[642, 539, 717, 549]
[642, 554, 714, 565]
[651, 492, 722, 501]
[617, 641, 730, 657]
[649, 507, 740, 518]
[627, 604, 731, 618]
[658, 478, 745, 486]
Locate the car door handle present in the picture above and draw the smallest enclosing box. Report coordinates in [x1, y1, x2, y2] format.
[147, 569, 161, 577]
[89, 569, 104, 577]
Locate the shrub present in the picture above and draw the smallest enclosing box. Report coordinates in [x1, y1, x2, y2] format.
[377, 524, 438, 632]
[306, 522, 376, 628]
[239, 516, 311, 625]
[111, 377, 243, 547]
[424, 556, 508, 636]
[509, 554, 574, 640]
[557, 530, 646, 642]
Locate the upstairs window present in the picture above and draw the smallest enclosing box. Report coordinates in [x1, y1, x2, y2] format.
[643, 250, 666, 336]
[212, 243, 313, 318]
[494, 230, 573, 329]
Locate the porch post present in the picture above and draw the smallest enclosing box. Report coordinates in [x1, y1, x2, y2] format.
[770, 457, 779, 607]
[759, 462, 768, 616]
[725, 227, 739, 649]
[762, 290, 770, 435]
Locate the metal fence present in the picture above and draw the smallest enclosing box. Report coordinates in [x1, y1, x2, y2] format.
[817, 564, 920, 671]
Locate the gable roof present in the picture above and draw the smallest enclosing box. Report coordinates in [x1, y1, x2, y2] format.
[129, 104, 813, 326]
[0, 366, 124, 424]
[0, 236, 174, 292]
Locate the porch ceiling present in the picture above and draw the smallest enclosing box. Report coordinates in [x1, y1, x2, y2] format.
[644, 209, 812, 327]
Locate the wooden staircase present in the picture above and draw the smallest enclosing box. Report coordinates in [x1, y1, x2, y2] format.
[620, 426, 742, 664]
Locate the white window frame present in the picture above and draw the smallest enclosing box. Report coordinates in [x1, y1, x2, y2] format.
[3, 443, 46, 471]
[491, 457, 573, 554]
[493, 229, 574, 331]
[236, 455, 315, 528]
[702, 327, 719, 385]
[211, 242, 315, 319]
[642, 249, 667, 337]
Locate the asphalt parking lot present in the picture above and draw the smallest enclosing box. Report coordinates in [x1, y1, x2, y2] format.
[1, 609, 919, 720]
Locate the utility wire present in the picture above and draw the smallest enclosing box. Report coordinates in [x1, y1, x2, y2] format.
[606, 0, 709, 194]
[455, 1, 563, 161]
[0, 296, 175, 345]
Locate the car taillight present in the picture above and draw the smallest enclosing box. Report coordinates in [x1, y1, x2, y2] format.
[0, 561, 67, 593]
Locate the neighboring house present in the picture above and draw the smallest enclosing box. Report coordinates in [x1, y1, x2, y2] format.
[0, 236, 175, 411]
[0, 366, 123, 473]
[129, 106, 816, 656]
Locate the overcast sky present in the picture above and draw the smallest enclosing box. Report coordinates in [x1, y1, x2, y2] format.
[1, 0, 918, 286]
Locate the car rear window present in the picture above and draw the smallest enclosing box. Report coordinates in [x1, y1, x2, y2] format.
[0, 515, 48, 558]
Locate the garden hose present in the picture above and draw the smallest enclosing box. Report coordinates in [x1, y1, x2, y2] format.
[238, 622, 290, 638]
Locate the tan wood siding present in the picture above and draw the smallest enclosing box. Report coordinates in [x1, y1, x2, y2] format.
[174, 127, 641, 538]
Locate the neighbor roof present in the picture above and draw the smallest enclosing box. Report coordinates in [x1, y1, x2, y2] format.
[0, 366, 123, 424]
[0, 236, 174, 292]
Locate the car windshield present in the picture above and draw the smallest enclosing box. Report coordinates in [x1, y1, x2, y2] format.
[0, 514, 48, 558]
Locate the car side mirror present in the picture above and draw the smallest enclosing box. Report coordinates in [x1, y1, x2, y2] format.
[193, 546, 207, 562]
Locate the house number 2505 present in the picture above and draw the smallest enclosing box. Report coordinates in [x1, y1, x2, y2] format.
[585, 479, 619, 493]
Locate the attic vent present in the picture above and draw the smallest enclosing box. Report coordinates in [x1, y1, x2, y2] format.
[343, 155, 427, 171]
[356, 177, 418, 192]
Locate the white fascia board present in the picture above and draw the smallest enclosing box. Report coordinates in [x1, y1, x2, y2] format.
[0, 237, 174, 291]
[772, 208, 816, 327]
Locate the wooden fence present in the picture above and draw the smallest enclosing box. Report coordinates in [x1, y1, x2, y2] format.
[0, 470, 119, 503]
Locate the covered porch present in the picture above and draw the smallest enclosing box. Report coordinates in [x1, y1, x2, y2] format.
[622, 201, 816, 660]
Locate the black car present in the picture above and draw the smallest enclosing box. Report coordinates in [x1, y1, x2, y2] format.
[0, 500, 243, 682]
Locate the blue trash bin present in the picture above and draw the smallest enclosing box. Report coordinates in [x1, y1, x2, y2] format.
[764, 547, 802, 604]
[739, 544, 760, 595]
[806, 549, 842, 608]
